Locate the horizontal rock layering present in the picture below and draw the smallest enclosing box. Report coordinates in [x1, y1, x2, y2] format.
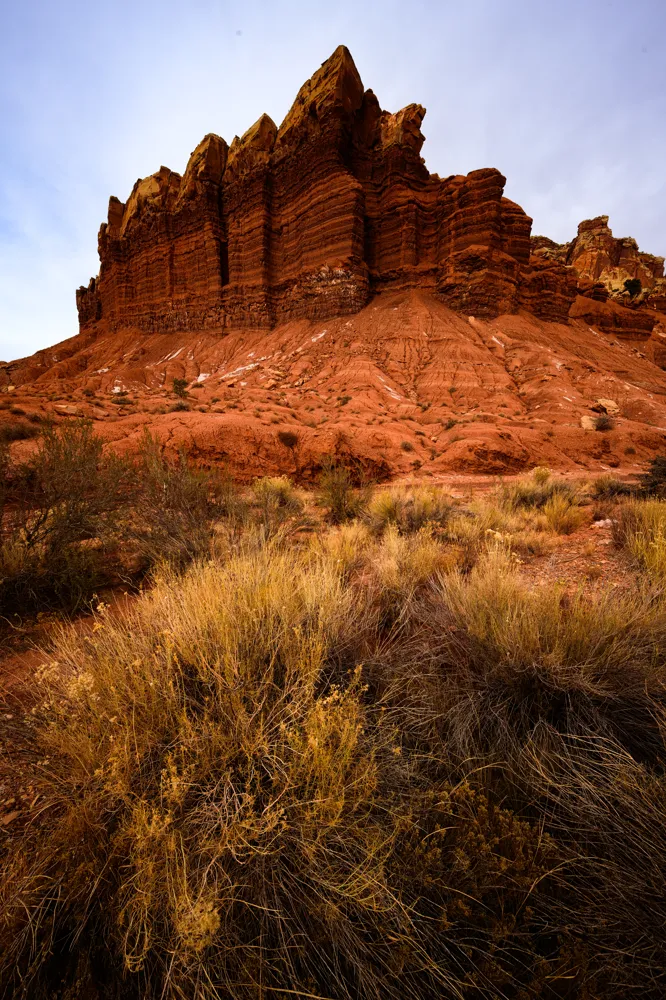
[77, 46, 583, 335]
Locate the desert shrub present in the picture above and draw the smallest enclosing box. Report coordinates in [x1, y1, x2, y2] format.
[1, 546, 582, 1000]
[542, 492, 588, 534]
[6, 520, 666, 995]
[381, 547, 666, 996]
[0, 443, 11, 525]
[130, 431, 226, 568]
[444, 500, 552, 568]
[172, 378, 188, 399]
[317, 460, 371, 524]
[366, 485, 452, 536]
[0, 420, 132, 611]
[591, 473, 633, 499]
[639, 454, 666, 496]
[594, 413, 615, 432]
[314, 520, 372, 577]
[499, 466, 578, 510]
[251, 475, 303, 536]
[0, 419, 40, 443]
[613, 498, 666, 577]
[277, 429, 298, 450]
[624, 276, 642, 298]
[0, 424, 234, 613]
[169, 401, 190, 412]
[400, 439, 414, 452]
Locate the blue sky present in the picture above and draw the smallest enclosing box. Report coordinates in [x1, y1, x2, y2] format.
[1, 0, 665, 361]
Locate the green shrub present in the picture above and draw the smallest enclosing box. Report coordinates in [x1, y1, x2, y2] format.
[172, 378, 189, 399]
[639, 455, 666, 497]
[0, 420, 131, 611]
[595, 413, 615, 432]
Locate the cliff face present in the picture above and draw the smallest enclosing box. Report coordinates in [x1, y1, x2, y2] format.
[77, 46, 578, 336]
[532, 216, 666, 308]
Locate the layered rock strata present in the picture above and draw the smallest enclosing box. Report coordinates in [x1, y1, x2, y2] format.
[77, 46, 578, 336]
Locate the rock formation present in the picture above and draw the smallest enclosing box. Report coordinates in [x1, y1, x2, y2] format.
[76, 46, 579, 337]
[4, 46, 666, 482]
[532, 215, 666, 310]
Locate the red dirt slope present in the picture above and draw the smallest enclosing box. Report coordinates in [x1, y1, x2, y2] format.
[3, 290, 666, 480]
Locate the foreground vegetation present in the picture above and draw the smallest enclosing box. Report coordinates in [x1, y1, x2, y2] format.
[2, 433, 666, 998]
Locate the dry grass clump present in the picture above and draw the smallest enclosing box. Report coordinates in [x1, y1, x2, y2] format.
[444, 500, 553, 567]
[314, 519, 373, 577]
[613, 498, 666, 577]
[372, 545, 666, 996]
[591, 472, 633, 500]
[0, 544, 568, 1000]
[250, 475, 304, 537]
[499, 465, 579, 511]
[365, 485, 452, 535]
[495, 468, 587, 536]
[542, 492, 588, 534]
[441, 549, 666, 993]
[7, 471, 666, 996]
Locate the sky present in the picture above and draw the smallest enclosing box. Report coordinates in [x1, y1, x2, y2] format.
[1, 0, 665, 361]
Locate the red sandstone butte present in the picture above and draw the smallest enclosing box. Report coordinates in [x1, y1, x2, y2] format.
[75, 45, 581, 335]
[3, 46, 666, 480]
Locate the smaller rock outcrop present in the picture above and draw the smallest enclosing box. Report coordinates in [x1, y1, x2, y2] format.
[532, 216, 666, 311]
